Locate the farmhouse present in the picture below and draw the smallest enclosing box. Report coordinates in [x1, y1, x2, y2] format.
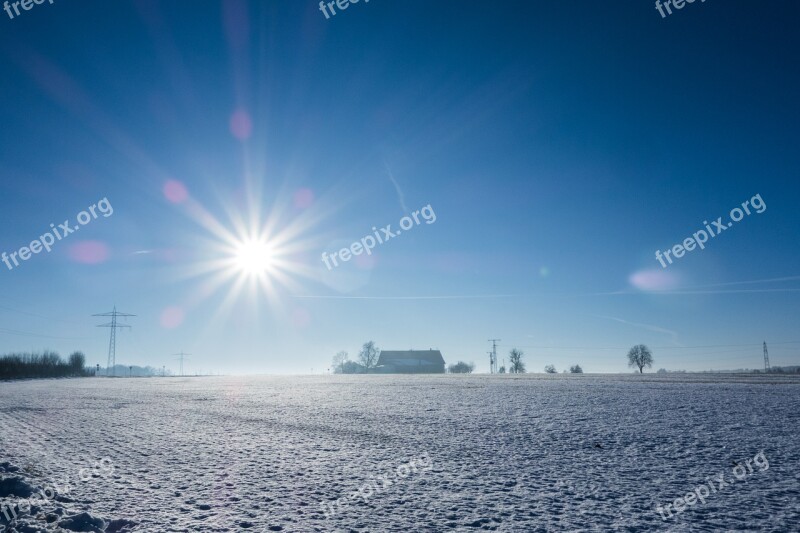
[375, 349, 445, 374]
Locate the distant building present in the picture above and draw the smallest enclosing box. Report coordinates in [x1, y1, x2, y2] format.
[375, 349, 446, 374]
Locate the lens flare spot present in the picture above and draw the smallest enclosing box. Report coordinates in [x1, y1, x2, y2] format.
[163, 180, 189, 204]
[291, 308, 311, 328]
[160, 306, 185, 329]
[293, 188, 314, 209]
[68, 241, 109, 264]
[229, 109, 253, 140]
[629, 269, 680, 291]
[355, 253, 377, 270]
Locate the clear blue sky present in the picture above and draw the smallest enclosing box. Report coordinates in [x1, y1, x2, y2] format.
[1, 0, 798, 374]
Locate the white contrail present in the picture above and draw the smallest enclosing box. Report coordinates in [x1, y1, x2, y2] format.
[291, 294, 515, 300]
[599, 288, 800, 296]
[594, 275, 800, 296]
[384, 161, 409, 214]
[295, 274, 800, 301]
[593, 315, 682, 346]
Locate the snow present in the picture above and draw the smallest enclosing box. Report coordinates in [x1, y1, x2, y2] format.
[1, 374, 798, 531]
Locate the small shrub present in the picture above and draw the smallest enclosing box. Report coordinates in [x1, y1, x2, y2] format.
[448, 361, 475, 374]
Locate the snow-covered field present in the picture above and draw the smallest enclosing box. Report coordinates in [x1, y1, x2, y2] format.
[1, 374, 798, 532]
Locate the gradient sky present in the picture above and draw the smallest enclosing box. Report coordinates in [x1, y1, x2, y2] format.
[1, 0, 798, 374]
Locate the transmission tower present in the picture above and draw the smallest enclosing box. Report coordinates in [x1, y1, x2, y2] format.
[174, 351, 191, 376]
[93, 307, 135, 376]
[763, 341, 770, 373]
[488, 339, 500, 374]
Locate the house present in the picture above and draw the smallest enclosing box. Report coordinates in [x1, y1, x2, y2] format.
[375, 349, 445, 374]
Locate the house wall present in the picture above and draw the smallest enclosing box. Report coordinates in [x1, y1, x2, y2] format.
[377, 359, 445, 374]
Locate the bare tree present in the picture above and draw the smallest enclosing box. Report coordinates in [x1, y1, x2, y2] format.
[544, 364, 557, 374]
[509, 348, 525, 374]
[569, 364, 583, 374]
[627, 344, 654, 374]
[69, 351, 86, 375]
[358, 341, 380, 373]
[332, 351, 349, 374]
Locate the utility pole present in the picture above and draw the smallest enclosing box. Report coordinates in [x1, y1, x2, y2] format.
[174, 352, 191, 376]
[488, 339, 500, 374]
[93, 307, 135, 377]
[763, 341, 770, 373]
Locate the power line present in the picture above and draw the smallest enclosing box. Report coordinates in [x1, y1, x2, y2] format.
[0, 326, 90, 340]
[0, 298, 88, 326]
[0, 303, 66, 322]
[498, 341, 800, 351]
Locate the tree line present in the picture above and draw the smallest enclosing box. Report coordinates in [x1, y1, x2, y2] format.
[329, 342, 658, 375]
[0, 351, 92, 380]
[500, 344, 656, 374]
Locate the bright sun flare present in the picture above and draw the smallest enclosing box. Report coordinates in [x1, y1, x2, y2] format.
[182, 191, 317, 310]
[234, 240, 276, 275]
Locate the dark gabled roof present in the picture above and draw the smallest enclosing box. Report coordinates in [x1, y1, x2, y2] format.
[377, 350, 445, 366]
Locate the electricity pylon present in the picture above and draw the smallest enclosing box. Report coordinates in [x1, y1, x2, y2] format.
[93, 307, 135, 376]
[488, 339, 500, 374]
[174, 351, 191, 376]
[763, 341, 770, 373]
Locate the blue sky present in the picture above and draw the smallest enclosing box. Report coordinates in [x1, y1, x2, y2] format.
[0, 0, 798, 374]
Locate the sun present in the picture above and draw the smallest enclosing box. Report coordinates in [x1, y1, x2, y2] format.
[234, 239, 276, 275]
[175, 184, 322, 315]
